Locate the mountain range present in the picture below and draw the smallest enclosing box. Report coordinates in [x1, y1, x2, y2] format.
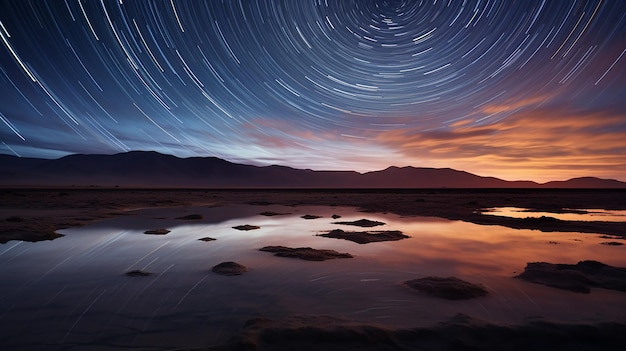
[1, 151, 624, 188]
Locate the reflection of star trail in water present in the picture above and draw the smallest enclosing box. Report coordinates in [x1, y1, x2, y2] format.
[1, 205, 626, 349]
[0, 1, 625, 181]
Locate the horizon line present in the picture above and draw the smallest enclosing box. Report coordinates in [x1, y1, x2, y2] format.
[3, 150, 625, 185]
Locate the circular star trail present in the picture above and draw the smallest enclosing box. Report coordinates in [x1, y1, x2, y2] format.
[0, 0, 625, 181]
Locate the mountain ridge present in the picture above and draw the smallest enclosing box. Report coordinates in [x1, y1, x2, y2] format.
[1, 151, 624, 188]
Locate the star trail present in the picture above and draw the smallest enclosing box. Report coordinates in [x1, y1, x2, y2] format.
[0, 0, 625, 181]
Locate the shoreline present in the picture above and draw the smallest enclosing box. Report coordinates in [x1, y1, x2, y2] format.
[204, 314, 626, 351]
[2, 188, 625, 243]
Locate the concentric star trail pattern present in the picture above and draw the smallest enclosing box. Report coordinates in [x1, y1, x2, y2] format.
[1, 0, 625, 181]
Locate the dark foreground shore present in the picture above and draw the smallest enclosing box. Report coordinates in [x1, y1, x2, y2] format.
[1, 188, 625, 243]
[205, 314, 626, 351]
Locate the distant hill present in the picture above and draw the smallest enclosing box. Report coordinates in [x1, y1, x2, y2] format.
[1, 151, 624, 188]
[541, 177, 626, 188]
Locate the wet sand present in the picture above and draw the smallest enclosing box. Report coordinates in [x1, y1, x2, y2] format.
[2, 188, 626, 349]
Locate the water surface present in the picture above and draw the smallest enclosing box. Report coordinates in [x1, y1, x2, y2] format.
[1, 205, 625, 350]
[481, 207, 626, 222]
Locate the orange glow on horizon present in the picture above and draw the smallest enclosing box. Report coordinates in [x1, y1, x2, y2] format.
[373, 107, 626, 183]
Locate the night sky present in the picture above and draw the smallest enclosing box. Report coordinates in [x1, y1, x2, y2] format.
[1, 0, 625, 182]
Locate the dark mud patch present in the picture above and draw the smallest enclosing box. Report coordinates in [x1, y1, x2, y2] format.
[318, 229, 409, 244]
[232, 224, 260, 231]
[332, 218, 385, 227]
[212, 262, 248, 276]
[405, 276, 488, 300]
[0, 230, 64, 244]
[522, 216, 561, 224]
[259, 246, 353, 261]
[5, 216, 24, 222]
[515, 260, 626, 293]
[125, 270, 152, 277]
[175, 214, 203, 220]
[144, 228, 170, 235]
[301, 214, 322, 220]
[2, 215, 65, 243]
[259, 211, 290, 216]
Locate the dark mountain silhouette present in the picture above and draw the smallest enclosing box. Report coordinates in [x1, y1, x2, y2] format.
[1, 151, 624, 188]
[360, 166, 539, 188]
[542, 177, 626, 189]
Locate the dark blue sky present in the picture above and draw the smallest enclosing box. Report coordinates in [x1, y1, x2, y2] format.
[1, 0, 625, 181]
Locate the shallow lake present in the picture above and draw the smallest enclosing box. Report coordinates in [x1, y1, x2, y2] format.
[481, 207, 626, 222]
[1, 205, 625, 350]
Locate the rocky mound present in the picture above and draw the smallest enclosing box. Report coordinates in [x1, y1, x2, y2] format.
[405, 276, 488, 300]
[125, 270, 152, 277]
[301, 214, 322, 219]
[212, 261, 248, 276]
[144, 228, 170, 235]
[319, 229, 409, 244]
[232, 224, 260, 231]
[515, 260, 626, 293]
[332, 218, 385, 227]
[259, 246, 353, 261]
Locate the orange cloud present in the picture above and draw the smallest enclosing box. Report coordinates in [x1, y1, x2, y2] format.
[212, 110, 626, 183]
[374, 108, 626, 182]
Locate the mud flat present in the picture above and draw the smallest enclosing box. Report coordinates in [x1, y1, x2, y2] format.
[206, 314, 626, 351]
[516, 260, 626, 293]
[2, 188, 624, 244]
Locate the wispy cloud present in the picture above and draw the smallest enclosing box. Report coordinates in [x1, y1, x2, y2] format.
[375, 107, 626, 182]
[235, 118, 399, 172]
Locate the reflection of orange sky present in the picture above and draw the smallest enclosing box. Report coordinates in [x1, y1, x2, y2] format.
[195, 206, 626, 279]
[483, 207, 626, 222]
[365, 217, 626, 277]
